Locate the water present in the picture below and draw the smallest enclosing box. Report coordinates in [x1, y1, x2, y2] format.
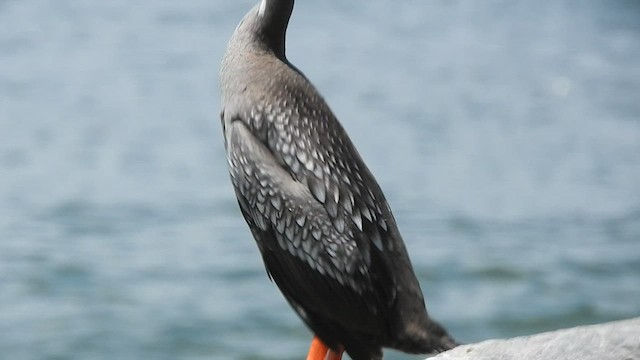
[1, 0, 639, 359]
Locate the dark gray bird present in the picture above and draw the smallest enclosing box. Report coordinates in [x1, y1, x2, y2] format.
[219, 1, 457, 359]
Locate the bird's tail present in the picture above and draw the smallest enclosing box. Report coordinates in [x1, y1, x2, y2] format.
[391, 318, 459, 355]
[422, 319, 459, 353]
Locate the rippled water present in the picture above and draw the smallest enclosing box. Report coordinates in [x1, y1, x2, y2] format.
[1, 1, 639, 359]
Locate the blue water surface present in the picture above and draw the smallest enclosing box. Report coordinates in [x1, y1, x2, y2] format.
[1, 1, 639, 359]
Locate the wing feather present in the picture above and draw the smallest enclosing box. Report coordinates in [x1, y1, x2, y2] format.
[227, 118, 387, 330]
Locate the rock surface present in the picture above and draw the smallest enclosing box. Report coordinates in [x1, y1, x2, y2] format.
[429, 317, 640, 360]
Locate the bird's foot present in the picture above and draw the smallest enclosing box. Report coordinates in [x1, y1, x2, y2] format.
[306, 336, 343, 360]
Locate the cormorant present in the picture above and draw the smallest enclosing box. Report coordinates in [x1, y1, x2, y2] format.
[219, 1, 457, 359]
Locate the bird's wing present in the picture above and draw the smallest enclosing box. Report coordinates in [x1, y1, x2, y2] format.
[246, 94, 401, 255]
[226, 117, 391, 332]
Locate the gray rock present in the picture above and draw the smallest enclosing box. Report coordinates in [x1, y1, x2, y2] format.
[429, 317, 640, 360]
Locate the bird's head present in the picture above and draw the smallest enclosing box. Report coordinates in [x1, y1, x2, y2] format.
[232, 0, 294, 60]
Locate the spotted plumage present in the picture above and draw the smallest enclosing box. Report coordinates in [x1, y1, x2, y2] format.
[219, 1, 456, 359]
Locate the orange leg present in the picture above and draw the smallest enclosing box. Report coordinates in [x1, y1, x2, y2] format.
[306, 336, 343, 360]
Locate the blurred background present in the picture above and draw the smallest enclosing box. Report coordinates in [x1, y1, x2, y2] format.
[1, 0, 639, 359]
